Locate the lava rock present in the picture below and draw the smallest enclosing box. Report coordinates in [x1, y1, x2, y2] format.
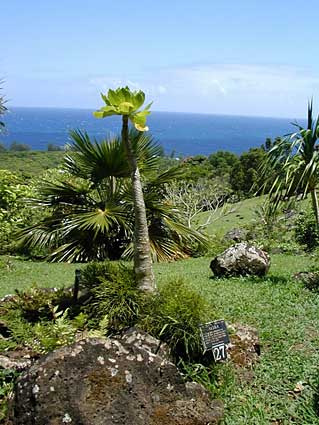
[227, 323, 261, 368]
[210, 243, 270, 277]
[10, 333, 224, 425]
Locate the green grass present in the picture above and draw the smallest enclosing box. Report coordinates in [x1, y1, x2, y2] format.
[199, 196, 263, 238]
[156, 255, 319, 424]
[0, 256, 79, 296]
[1, 253, 319, 423]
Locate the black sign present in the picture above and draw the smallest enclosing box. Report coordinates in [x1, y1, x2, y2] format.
[199, 320, 230, 357]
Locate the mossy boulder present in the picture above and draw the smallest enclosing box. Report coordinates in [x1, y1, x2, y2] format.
[10, 332, 223, 424]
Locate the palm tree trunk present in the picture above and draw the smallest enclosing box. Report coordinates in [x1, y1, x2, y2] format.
[121, 115, 156, 293]
[310, 188, 319, 227]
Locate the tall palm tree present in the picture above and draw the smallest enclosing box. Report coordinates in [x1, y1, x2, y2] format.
[262, 101, 319, 225]
[94, 87, 155, 292]
[18, 130, 208, 264]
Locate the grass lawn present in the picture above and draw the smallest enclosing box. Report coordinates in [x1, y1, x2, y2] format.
[156, 254, 319, 424]
[1, 252, 319, 423]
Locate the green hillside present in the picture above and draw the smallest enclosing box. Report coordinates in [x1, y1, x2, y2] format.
[0, 151, 64, 177]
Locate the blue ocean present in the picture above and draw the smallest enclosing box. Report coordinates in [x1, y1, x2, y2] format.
[0, 107, 304, 156]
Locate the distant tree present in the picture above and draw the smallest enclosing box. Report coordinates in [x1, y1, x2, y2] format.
[208, 151, 240, 177]
[9, 141, 31, 151]
[0, 143, 6, 152]
[165, 179, 230, 230]
[47, 143, 64, 152]
[230, 147, 267, 197]
[0, 81, 7, 131]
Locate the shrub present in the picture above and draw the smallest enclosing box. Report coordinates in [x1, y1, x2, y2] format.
[32, 307, 76, 353]
[7, 286, 72, 323]
[0, 302, 77, 354]
[140, 278, 210, 362]
[47, 143, 64, 151]
[313, 369, 319, 416]
[80, 261, 134, 290]
[295, 211, 319, 251]
[0, 170, 39, 254]
[9, 141, 30, 151]
[81, 261, 142, 332]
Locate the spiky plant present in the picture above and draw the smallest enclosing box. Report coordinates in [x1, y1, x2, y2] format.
[262, 101, 319, 225]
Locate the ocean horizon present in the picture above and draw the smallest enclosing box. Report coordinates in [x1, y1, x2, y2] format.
[0, 107, 306, 156]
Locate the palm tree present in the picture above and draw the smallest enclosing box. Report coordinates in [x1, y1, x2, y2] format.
[94, 87, 155, 292]
[18, 130, 208, 264]
[262, 101, 319, 225]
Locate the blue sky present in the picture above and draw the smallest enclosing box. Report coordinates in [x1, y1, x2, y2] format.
[2, 0, 319, 117]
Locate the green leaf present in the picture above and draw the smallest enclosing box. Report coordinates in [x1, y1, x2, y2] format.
[118, 101, 135, 114]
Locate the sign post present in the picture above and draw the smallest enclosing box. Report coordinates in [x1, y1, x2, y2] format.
[199, 320, 230, 362]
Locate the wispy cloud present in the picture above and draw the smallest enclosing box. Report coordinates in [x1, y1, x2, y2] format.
[8, 64, 319, 117]
[89, 64, 319, 117]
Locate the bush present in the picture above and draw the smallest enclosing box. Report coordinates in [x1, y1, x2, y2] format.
[80, 261, 135, 290]
[81, 261, 142, 332]
[0, 295, 77, 354]
[295, 211, 319, 251]
[9, 141, 30, 151]
[140, 278, 210, 362]
[313, 369, 319, 416]
[0, 170, 39, 254]
[5, 286, 72, 323]
[47, 143, 64, 151]
[297, 271, 319, 293]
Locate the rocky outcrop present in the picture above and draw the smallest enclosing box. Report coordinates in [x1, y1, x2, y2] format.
[10, 332, 224, 425]
[210, 243, 270, 277]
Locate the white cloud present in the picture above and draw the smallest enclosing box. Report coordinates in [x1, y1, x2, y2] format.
[87, 64, 319, 117]
[9, 64, 319, 117]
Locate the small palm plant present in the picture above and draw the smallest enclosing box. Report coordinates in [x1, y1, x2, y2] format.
[94, 87, 154, 292]
[262, 101, 319, 226]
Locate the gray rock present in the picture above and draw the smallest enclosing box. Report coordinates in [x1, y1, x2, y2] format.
[210, 243, 270, 277]
[224, 228, 247, 243]
[0, 355, 32, 372]
[10, 332, 224, 425]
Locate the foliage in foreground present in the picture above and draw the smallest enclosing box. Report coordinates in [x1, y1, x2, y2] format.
[1, 253, 319, 423]
[140, 278, 209, 362]
[80, 261, 208, 362]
